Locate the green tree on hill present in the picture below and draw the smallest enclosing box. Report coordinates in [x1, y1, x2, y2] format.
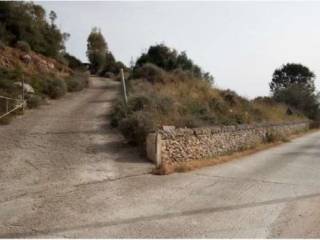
[86, 27, 107, 74]
[0, 1, 68, 58]
[270, 63, 320, 120]
[134, 44, 214, 83]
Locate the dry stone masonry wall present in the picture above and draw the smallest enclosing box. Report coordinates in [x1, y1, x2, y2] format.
[146, 122, 309, 166]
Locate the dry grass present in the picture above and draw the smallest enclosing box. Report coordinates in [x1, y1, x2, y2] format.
[113, 65, 306, 146]
[0, 46, 72, 78]
[153, 129, 317, 175]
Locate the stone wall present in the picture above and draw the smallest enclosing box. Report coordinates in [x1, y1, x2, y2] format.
[146, 122, 309, 166]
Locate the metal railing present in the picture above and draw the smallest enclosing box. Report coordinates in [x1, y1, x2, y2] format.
[0, 96, 24, 119]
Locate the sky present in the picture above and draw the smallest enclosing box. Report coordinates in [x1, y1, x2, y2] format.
[38, 1, 320, 99]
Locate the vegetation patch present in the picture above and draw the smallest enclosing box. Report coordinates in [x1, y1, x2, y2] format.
[111, 46, 305, 149]
[66, 72, 89, 92]
[264, 130, 289, 143]
[26, 95, 42, 109]
[16, 41, 31, 53]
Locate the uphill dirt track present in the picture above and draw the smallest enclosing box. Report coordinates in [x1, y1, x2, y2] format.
[1, 77, 320, 238]
[0, 77, 153, 237]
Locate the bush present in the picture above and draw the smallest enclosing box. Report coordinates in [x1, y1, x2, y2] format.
[128, 95, 152, 112]
[134, 44, 213, 82]
[111, 94, 175, 146]
[310, 121, 320, 129]
[119, 111, 155, 146]
[153, 95, 174, 115]
[63, 53, 86, 71]
[102, 72, 115, 79]
[131, 63, 166, 84]
[43, 78, 67, 99]
[27, 95, 42, 109]
[0, 68, 23, 97]
[66, 72, 89, 92]
[16, 41, 31, 53]
[110, 99, 127, 127]
[0, 40, 5, 50]
[30, 75, 45, 94]
[56, 54, 69, 66]
[209, 97, 227, 113]
[264, 130, 288, 143]
[176, 115, 206, 128]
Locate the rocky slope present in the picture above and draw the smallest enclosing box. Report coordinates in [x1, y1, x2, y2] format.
[0, 46, 72, 78]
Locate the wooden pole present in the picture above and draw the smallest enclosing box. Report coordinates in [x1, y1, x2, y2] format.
[120, 68, 128, 106]
[6, 98, 8, 113]
[22, 75, 25, 111]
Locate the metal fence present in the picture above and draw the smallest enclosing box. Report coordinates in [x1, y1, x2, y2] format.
[0, 96, 24, 119]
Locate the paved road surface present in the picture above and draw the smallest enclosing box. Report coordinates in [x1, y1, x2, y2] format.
[1, 77, 320, 238]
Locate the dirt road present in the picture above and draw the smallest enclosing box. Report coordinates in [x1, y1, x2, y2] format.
[1, 77, 320, 237]
[0, 77, 153, 237]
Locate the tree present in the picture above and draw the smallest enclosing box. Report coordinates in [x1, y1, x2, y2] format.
[0, 1, 69, 58]
[270, 63, 320, 119]
[270, 63, 315, 93]
[134, 44, 214, 83]
[86, 27, 107, 74]
[63, 53, 85, 71]
[49, 10, 57, 25]
[136, 44, 178, 71]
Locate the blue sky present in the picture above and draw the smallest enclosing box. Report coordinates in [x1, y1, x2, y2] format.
[39, 1, 320, 98]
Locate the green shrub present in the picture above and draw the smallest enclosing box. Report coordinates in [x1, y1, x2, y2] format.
[128, 95, 152, 112]
[0, 68, 23, 97]
[176, 115, 205, 128]
[208, 97, 227, 114]
[56, 54, 69, 66]
[264, 130, 288, 143]
[119, 111, 155, 146]
[66, 72, 89, 92]
[30, 76, 45, 94]
[110, 99, 127, 127]
[184, 99, 208, 116]
[27, 95, 42, 109]
[0, 77, 15, 91]
[43, 78, 67, 99]
[131, 63, 166, 84]
[134, 44, 213, 82]
[66, 78, 82, 92]
[153, 95, 174, 115]
[16, 41, 31, 53]
[63, 53, 86, 71]
[0, 40, 5, 50]
[102, 72, 115, 79]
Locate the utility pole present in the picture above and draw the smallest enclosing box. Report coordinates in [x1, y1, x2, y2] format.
[120, 68, 128, 106]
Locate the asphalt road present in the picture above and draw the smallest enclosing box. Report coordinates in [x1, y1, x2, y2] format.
[1, 77, 320, 238]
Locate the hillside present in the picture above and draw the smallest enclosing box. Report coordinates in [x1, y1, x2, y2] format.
[0, 46, 72, 78]
[110, 45, 306, 148]
[0, 46, 88, 124]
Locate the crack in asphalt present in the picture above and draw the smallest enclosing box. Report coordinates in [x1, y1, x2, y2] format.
[193, 173, 320, 188]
